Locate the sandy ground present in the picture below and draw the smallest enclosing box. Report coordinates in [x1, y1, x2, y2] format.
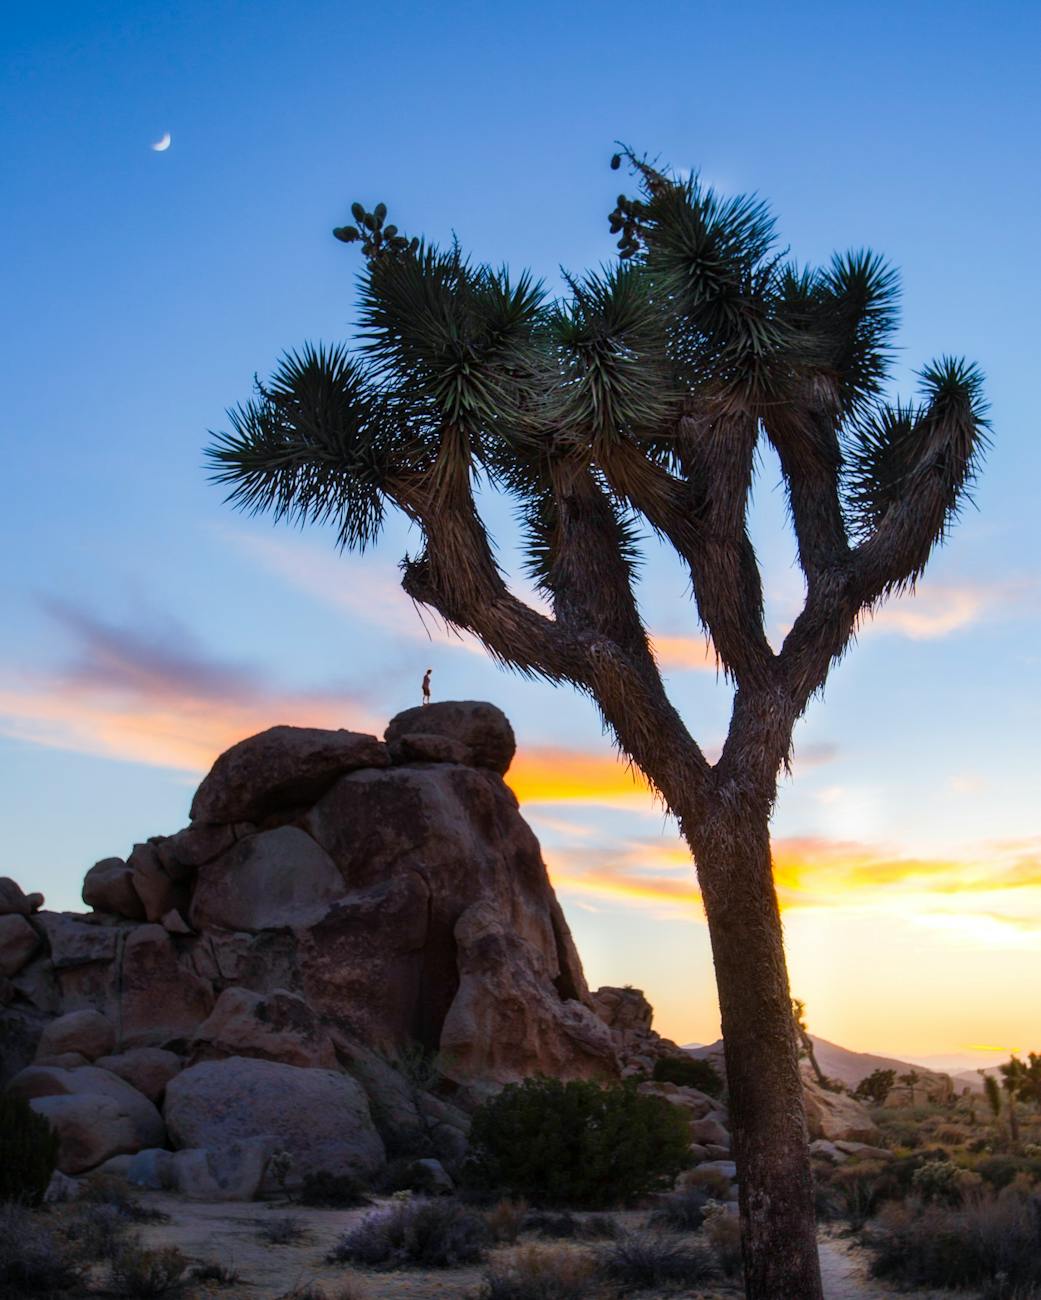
[128, 1194, 972, 1299]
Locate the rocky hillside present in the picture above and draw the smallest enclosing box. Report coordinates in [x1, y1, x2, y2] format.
[0, 701, 694, 1196]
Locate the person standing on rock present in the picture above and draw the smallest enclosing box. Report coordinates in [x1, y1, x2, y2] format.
[422, 667, 432, 706]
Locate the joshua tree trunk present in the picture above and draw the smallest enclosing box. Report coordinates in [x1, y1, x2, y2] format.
[682, 784, 822, 1300]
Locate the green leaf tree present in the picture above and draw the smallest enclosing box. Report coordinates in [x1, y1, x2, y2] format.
[207, 149, 988, 1300]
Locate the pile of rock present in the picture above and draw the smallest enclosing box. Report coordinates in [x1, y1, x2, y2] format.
[0, 701, 689, 1197]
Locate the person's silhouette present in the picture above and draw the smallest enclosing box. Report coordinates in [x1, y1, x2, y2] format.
[421, 667, 432, 706]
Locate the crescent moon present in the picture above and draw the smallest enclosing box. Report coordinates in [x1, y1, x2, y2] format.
[151, 133, 171, 152]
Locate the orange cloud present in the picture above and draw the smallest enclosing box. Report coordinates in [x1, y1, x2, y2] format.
[0, 603, 380, 774]
[648, 635, 717, 672]
[507, 748, 655, 806]
[543, 830, 1041, 941]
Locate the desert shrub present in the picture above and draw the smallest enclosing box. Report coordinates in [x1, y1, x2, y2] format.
[651, 1056, 723, 1096]
[911, 1157, 963, 1205]
[377, 1157, 450, 1196]
[579, 1214, 620, 1239]
[487, 1198, 528, 1244]
[868, 1196, 1041, 1290]
[1024, 1143, 1041, 1159]
[81, 1173, 169, 1222]
[0, 1095, 60, 1207]
[0, 1202, 84, 1294]
[297, 1169, 370, 1207]
[63, 1200, 135, 1259]
[600, 1231, 717, 1289]
[257, 1213, 309, 1244]
[854, 1068, 896, 1105]
[110, 1245, 189, 1297]
[276, 1286, 370, 1300]
[466, 1077, 690, 1207]
[479, 1243, 597, 1300]
[647, 1186, 710, 1231]
[977, 1156, 1041, 1192]
[190, 1260, 244, 1285]
[328, 1196, 489, 1268]
[678, 1165, 733, 1199]
[934, 1122, 973, 1145]
[703, 1200, 743, 1278]
[521, 1209, 618, 1240]
[828, 1159, 890, 1224]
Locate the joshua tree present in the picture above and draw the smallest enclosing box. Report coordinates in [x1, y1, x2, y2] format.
[207, 150, 988, 1299]
[1000, 1056, 1027, 1145]
[983, 1071, 1003, 1124]
[792, 997, 828, 1089]
[854, 1068, 896, 1107]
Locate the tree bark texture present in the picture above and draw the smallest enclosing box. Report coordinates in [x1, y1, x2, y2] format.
[689, 796, 823, 1300]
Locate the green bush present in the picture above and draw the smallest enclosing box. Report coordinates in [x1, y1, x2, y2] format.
[0, 1095, 60, 1206]
[976, 1155, 1041, 1191]
[651, 1055, 723, 1096]
[599, 1232, 718, 1289]
[466, 1078, 691, 1207]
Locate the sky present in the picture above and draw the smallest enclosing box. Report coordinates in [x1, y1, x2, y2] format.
[3, 0, 1040, 1071]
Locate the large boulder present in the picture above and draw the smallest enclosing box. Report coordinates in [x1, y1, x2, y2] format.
[190, 726, 390, 825]
[0, 913, 40, 977]
[120, 925, 214, 1047]
[0, 878, 44, 916]
[29, 1094, 141, 1175]
[8, 1064, 166, 1171]
[164, 1056, 384, 1184]
[803, 1075, 881, 1144]
[169, 1137, 273, 1200]
[36, 1009, 115, 1062]
[94, 1048, 183, 1103]
[299, 760, 610, 1080]
[190, 828, 345, 932]
[189, 987, 336, 1069]
[385, 701, 515, 775]
[82, 858, 144, 920]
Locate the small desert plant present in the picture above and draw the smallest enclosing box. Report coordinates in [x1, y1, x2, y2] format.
[297, 1169, 370, 1207]
[268, 1148, 295, 1197]
[829, 1159, 889, 1224]
[257, 1213, 309, 1244]
[63, 1200, 135, 1259]
[911, 1157, 966, 1205]
[110, 1245, 189, 1297]
[81, 1173, 169, 1222]
[977, 1156, 1041, 1191]
[599, 1231, 718, 1289]
[703, 1199, 743, 1278]
[651, 1055, 723, 1096]
[647, 1185, 711, 1231]
[522, 1209, 618, 1240]
[479, 1243, 597, 1300]
[328, 1196, 489, 1268]
[678, 1164, 733, 1199]
[0, 1201, 84, 1293]
[868, 1196, 1041, 1290]
[0, 1095, 60, 1206]
[190, 1259, 245, 1286]
[486, 1198, 529, 1244]
[467, 1077, 691, 1207]
[275, 1285, 370, 1300]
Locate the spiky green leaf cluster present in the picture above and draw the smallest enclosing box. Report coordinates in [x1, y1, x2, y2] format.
[845, 356, 989, 540]
[207, 343, 394, 550]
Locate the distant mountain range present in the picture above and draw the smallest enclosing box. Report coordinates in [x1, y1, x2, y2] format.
[685, 1034, 991, 1092]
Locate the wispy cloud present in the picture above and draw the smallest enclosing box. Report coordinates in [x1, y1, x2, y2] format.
[545, 829, 1041, 943]
[508, 747, 655, 807]
[862, 579, 1034, 641]
[0, 603, 379, 773]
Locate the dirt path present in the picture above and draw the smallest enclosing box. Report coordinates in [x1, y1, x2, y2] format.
[133, 1195, 970, 1299]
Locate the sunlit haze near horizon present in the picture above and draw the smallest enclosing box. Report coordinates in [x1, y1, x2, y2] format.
[3, 0, 1039, 1071]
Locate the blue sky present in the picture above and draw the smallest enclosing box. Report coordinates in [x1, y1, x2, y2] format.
[3, 0, 1039, 1062]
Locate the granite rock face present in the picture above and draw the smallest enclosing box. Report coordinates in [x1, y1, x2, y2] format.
[0, 702, 688, 1192]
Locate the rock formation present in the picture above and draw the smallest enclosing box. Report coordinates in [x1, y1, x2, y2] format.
[0, 701, 686, 1192]
[0, 698, 880, 1198]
